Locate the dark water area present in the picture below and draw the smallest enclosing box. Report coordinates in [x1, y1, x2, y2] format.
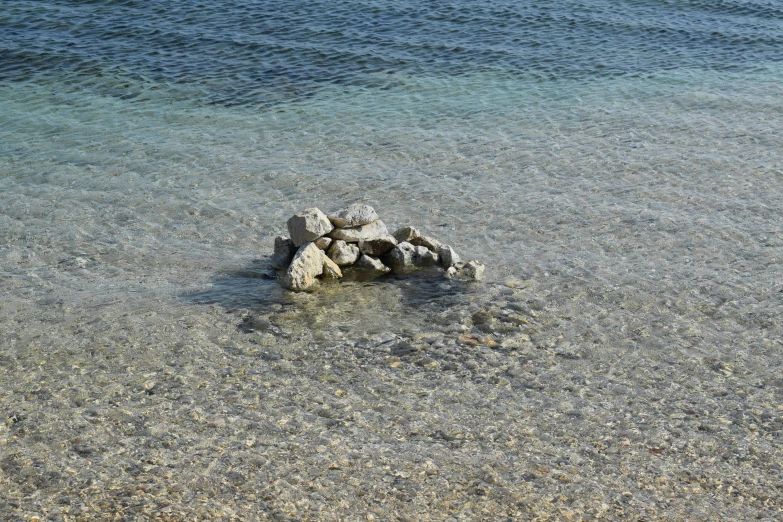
[3, 0, 782, 107]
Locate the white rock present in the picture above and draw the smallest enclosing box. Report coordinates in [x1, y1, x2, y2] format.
[444, 260, 485, 281]
[328, 220, 389, 243]
[322, 256, 343, 279]
[358, 235, 398, 256]
[271, 236, 296, 268]
[384, 242, 416, 272]
[327, 240, 360, 266]
[287, 208, 334, 247]
[314, 237, 333, 251]
[328, 204, 379, 228]
[419, 247, 440, 267]
[283, 243, 325, 291]
[410, 235, 442, 252]
[463, 260, 485, 280]
[384, 242, 439, 273]
[354, 254, 391, 275]
[437, 244, 460, 267]
[392, 226, 420, 243]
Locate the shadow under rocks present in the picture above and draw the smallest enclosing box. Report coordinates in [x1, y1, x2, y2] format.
[181, 256, 485, 339]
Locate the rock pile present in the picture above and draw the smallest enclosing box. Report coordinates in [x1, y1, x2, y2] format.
[271, 204, 485, 291]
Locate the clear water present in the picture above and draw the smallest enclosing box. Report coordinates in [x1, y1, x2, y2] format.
[2, 0, 783, 517]
[3, 0, 782, 345]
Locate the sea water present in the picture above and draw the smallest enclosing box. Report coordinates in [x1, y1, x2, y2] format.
[1, 1, 782, 517]
[2, 0, 781, 349]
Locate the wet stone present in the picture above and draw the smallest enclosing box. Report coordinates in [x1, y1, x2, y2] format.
[445, 260, 485, 281]
[322, 256, 343, 279]
[283, 243, 325, 291]
[354, 254, 391, 276]
[437, 244, 460, 267]
[384, 242, 439, 273]
[271, 236, 296, 268]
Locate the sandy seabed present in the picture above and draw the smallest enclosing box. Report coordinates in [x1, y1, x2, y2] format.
[1, 263, 781, 521]
[2, 66, 783, 521]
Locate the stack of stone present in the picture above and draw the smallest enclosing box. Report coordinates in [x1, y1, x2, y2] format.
[271, 204, 485, 291]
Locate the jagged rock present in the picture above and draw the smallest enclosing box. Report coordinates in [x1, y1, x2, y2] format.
[276, 206, 482, 290]
[392, 226, 420, 243]
[322, 256, 343, 279]
[384, 242, 439, 273]
[410, 235, 442, 252]
[327, 240, 360, 266]
[328, 220, 389, 243]
[419, 248, 440, 267]
[437, 244, 460, 267]
[358, 235, 398, 256]
[283, 243, 325, 291]
[328, 204, 379, 228]
[354, 254, 391, 275]
[444, 260, 485, 281]
[271, 236, 296, 268]
[287, 208, 334, 247]
[314, 237, 333, 251]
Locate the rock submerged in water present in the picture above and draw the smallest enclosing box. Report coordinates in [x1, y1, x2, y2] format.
[384, 241, 439, 273]
[322, 256, 343, 279]
[271, 236, 296, 268]
[445, 260, 485, 281]
[354, 254, 391, 275]
[283, 242, 325, 291]
[437, 244, 460, 267]
[271, 204, 484, 291]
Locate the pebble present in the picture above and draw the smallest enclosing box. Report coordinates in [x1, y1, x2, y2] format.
[354, 254, 391, 276]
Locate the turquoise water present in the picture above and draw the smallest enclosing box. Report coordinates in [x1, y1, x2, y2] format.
[2, 0, 783, 346]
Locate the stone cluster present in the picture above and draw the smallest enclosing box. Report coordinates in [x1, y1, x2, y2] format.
[271, 204, 485, 291]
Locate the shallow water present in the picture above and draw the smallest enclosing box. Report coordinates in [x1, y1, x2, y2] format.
[1, 0, 783, 519]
